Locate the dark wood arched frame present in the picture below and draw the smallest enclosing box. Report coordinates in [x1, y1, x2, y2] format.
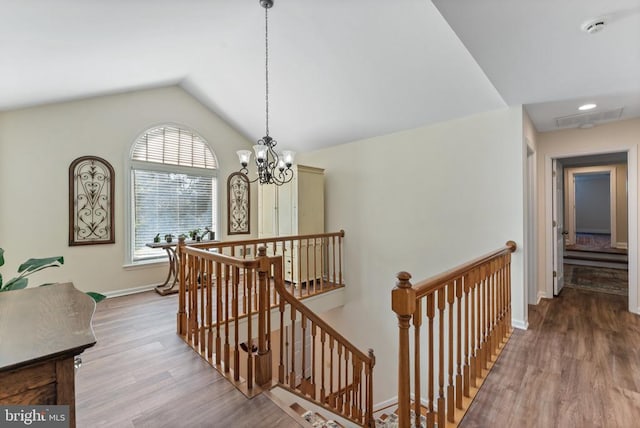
[69, 155, 115, 245]
[227, 172, 250, 235]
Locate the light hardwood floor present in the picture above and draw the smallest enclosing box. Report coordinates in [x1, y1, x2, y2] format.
[77, 287, 640, 427]
[461, 287, 640, 428]
[75, 291, 302, 428]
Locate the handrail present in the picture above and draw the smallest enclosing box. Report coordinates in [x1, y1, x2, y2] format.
[391, 241, 516, 428]
[413, 241, 517, 299]
[268, 247, 375, 426]
[190, 230, 345, 250]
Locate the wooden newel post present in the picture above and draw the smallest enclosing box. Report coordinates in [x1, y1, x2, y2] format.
[255, 246, 273, 386]
[392, 271, 416, 428]
[177, 238, 187, 335]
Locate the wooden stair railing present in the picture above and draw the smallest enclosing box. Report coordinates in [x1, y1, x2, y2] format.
[391, 241, 517, 428]
[176, 237, 375, 427]
[188, 230, 345, 297]
[269, 248, 376, 427]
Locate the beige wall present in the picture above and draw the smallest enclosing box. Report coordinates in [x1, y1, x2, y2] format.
[0, 86, 255, 294]
[523, 110, 539, 305]
[299, 106, 525, 402]
[536, 118, 640, 310]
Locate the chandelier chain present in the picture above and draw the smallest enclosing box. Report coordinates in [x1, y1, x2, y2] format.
[264, 6, 269, 137]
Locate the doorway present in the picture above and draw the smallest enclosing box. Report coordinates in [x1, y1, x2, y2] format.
[566, 166, 618, 248]
[546, 150, 637, 313]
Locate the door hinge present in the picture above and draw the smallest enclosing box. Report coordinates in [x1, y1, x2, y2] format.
[552, 220, 557, 227]
[552, 170, 556, 177]
[553, 270, 557, 278]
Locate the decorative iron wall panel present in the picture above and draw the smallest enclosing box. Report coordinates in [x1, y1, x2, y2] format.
[69, 156, 115, 245]
[227, 172, 250, 235]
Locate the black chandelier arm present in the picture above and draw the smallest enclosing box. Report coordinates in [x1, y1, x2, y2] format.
[270, 167, 295, 185]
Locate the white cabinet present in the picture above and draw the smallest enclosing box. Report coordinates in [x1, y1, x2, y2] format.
[258, 165, 324, 284]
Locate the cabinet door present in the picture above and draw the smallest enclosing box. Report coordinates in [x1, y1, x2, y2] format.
[258, 183, 277, 238]
[277, 178, 294, 236]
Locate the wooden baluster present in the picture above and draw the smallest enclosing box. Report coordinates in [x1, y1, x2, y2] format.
[224, 264, 230, 372]
[478, 265, 485, 374]
[206, 259, 213, 359]
[290, 306, 297, 389]
[199, 258, 206, 354]
[413, 298, 423, 427]
[233, 266, 240, 381]
[336, 342, 342, 411]
[339, 230, 344, 286]
[456, 276, 464, 407]
[246, 267, 254, 390]
[437, 287, 446, 428]
[177, 240, 187, 335]
[296, 240, 302, 297]
[311, 322, 317, 399]
[352, 357, 360, 421]
[463, 272, 471, 397]
[301, 315, 308, 393]
[426, 292, 435, 427]
[278, 279, 285, 383]
[332, 235, 336, 285]
[215, 263, 222, 366]
[312, 238, 318, 294]
[344, 349, 350, 416]
[320, 330, 326, 403]
[484, 263, 491, 369]
[469, 269, 477, 387]
[490, 259, 497, 356]
[329, 336, 335, 404]
[447, 281, 455, 422]
[320, 238, 325, 291]
[305, 238, 311, 296]
[190, 254, 198, 346]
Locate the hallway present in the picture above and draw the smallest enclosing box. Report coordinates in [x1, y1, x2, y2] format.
[461, 288, 640, 427]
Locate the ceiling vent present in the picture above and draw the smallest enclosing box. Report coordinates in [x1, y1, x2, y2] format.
[555, 107, 624, 128]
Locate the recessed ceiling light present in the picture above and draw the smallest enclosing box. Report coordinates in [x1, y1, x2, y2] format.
[578, 103, 597, 111]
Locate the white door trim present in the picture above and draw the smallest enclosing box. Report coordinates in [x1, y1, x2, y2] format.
[566, 166, 617, 247]
[544, 147, 637, 315]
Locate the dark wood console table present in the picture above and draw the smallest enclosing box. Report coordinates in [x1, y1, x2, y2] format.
[0, 283, 96, 428]
[146, 240, 219, 296]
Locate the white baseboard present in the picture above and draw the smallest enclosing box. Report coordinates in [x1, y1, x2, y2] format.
[102, 284, 157, 298]
[536, 291, 547, 304]
[373, 396, 398, 412]
[512, 319, 528, 330]
[617, 242, 628, 249]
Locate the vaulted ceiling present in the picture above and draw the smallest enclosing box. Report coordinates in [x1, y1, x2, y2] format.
[2, 0, 639, 152]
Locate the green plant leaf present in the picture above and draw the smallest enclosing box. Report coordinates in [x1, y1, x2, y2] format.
[86, 292, 107, 303]
[3, 277, 28, 291]
[0, 248, 5, 267]
[18, 256, 64, 273]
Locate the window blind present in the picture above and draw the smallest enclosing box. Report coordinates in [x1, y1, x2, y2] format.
[132, 126, 217, 169]
[132, 170, 217, 261]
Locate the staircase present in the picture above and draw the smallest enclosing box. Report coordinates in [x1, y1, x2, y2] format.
[564, 248, 628, 270]
[175, 234, 517, 428]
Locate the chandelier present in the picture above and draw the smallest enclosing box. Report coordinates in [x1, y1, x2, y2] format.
[237, 0, 295, 186]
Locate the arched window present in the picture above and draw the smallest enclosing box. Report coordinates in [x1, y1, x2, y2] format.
[129, 125, 218, 262]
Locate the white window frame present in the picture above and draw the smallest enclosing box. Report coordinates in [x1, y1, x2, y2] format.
[124, 124, 219, 266]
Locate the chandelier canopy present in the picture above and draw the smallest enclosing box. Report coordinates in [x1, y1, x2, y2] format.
[237, 0, 295, 186]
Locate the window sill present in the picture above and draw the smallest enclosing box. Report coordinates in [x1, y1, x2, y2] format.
[122, 259, 168, 270]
